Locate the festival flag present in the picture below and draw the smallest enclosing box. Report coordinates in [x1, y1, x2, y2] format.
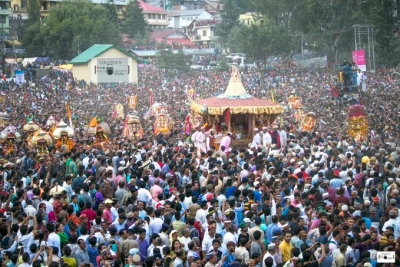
[149, 89, 154, 106]
[26, 115, 32, 122]
[66, 102, 73, 130]
[112, 108, 117, 119]
[270, 88, 275, 102]
[122, 117, 128, 137]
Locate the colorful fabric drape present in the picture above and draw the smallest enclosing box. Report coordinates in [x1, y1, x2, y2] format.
[66, 103, 73, 130]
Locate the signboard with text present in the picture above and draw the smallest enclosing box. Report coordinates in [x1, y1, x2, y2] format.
[352, 50, 366, 71]
[96, 58, 130, 83]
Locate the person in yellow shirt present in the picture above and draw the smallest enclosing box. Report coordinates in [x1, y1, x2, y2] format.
[279, 232, 293, 263]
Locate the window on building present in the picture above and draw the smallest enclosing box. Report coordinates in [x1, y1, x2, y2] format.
[182, 17, 186, 20]
[21, 0, 26, 8]
[202, 30, 207, 36]
[0, 16, 5, 24]
[158, 14, 161, 19]
[162, 14, 165, 19]
[168, 18, 172, 21]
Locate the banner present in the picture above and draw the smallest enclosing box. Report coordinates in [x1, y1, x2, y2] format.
[352, 50, 366, 71]
[96, 58, 130, 83]
[66, 102, 73, 130]
[15, 70, 26, 84]
[128, 95, 138, 109]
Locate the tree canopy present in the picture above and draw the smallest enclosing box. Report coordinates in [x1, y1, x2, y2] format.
[228, 22, 295, 70]
[22, 0, 121, 60]
[122, 0, 148, 39]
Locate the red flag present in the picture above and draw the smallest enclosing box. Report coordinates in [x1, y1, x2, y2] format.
[225, 108, 231, 124]
[149, 90, 154, 106]
[112, 109, 116, 119]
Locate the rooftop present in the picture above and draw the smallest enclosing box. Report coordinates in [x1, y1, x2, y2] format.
[138, 0, 166, 13]
[70, 44, 134, 64]
[168, 9, 209, 17]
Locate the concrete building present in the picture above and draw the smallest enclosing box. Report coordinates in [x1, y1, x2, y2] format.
[138, 0, 168, 29]
[239, 12, 264, 26]
[0, 0, 12, 35]
[201, 1, 223, 18]
[186, 19, 219, 45]
[167, 9, 212, 29]
[150, 29, 192, 46]
[11, 0, 128, 18]
[69, 44, 138, 84]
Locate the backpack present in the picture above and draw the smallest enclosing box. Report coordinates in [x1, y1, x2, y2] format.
[67, 215, 78, 232]
[189, 226, 199, 239]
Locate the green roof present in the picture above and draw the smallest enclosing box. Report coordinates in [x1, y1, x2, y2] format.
[70, 44, 136, 64]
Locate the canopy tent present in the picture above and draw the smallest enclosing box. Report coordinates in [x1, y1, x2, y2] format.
[21, 58, 37, 67]
[5, 58, 22, 64]
[5, 40, 21, 46]
[35, 57, 50, 63]
[53, 64, 73, 71]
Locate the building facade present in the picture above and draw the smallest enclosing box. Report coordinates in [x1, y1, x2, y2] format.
[70, 44, 138, 84]
[0, 0, 12, 35]
[186, 19, 218, 45]
[138, 0, 168, 29]
[167, 9, 212, 29]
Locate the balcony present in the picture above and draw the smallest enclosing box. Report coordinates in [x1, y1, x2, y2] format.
[0, 36, 17, 41]
[0, 9, 12, 15]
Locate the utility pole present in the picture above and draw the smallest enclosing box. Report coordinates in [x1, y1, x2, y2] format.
[353, 24, 376, 72]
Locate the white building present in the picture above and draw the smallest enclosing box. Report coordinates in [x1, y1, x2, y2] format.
[167, 9, 212, 29]
[186, 19, 219, 45]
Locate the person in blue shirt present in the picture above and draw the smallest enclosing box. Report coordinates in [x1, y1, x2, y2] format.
[222, 241, 236, 267]
[225, 179, 237, 199]
[266, 215, 281, 244]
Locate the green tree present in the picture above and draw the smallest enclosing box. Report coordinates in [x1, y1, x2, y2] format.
[102, 0, 121, 26]
[173, 49, 190, 71]
[22, 0, 121, 59]
[291, 0, 369, 62]
[228, 22, 295, 70]
[215, 55, 230, 72]
[215, 0, 251, 45]
[26, 0, 41, 23]
[122, 0, 148, 38]
[156, 48, 175, 70]
[134, 28, 151, 48]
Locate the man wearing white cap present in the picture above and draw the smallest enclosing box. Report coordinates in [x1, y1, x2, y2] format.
[262, 127, 272, 147]
[262, 244, 277, 267]
[252, 128, 261, 147]
[269, 123, 281, 149]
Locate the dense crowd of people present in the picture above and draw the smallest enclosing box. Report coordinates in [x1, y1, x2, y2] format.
[0, 64, 399, 267]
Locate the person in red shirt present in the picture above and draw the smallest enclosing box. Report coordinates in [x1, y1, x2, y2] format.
[333, 187, 351, 208]
[80, 202, 97, 231]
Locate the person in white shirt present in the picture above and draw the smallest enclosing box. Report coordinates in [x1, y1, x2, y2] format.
[262, 244, 277, 267]
[137, 184, 152, 206]
[382, 209, 400, 239]
[201, 226, 216, 259]
[178, 229, 192, 251]
[252, 128, 262, 147]
[24, 200, 37, 217]
[222, 224, 237, 245]
[195, 202, 208, 225]
[262, 127, 272, 147]
[47, 222, 61, 258]
[278, 128, 287, 149]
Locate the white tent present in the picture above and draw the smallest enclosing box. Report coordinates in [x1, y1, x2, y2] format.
[21, 58, 38, 67]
